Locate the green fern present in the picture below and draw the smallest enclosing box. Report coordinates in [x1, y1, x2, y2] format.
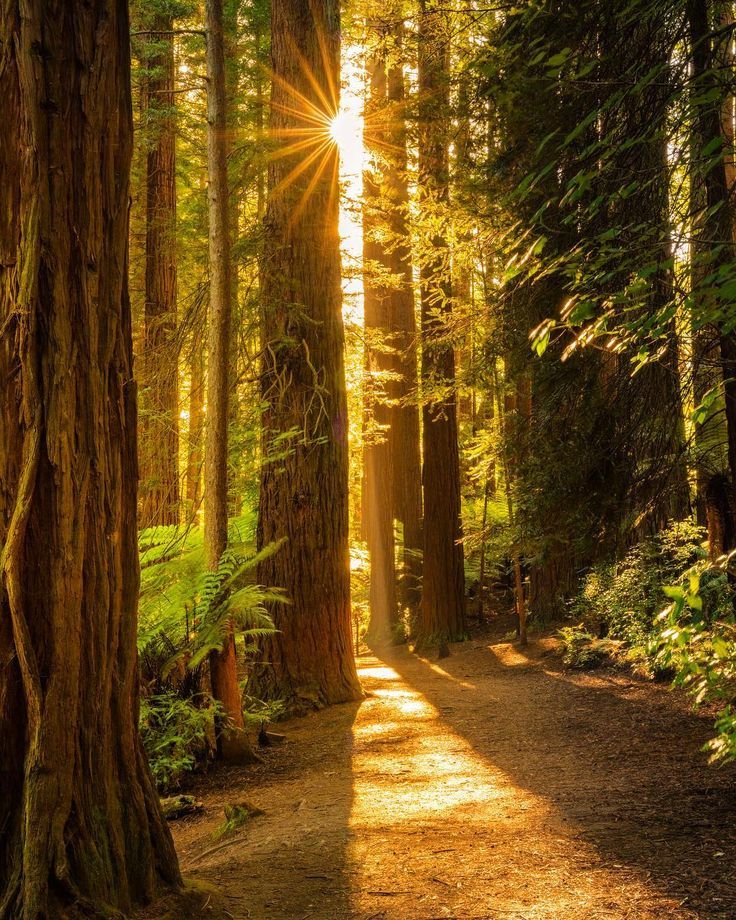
[138, 515, 284, 689]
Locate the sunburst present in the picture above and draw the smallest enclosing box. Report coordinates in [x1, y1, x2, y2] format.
[264, 35, 405, 223]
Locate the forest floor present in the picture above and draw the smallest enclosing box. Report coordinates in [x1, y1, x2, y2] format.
[166, 621, 736, 919]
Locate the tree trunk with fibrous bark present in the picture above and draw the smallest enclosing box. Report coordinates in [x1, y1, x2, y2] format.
[0, 1, 182, 915]
[416, 0, 467, 644]
[250, 0, 362, 711]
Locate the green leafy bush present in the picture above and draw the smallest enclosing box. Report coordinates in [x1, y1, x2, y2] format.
[140, 692, 219, 792]
[570, 520, 707, 656]
[570, 521, 736, 763]
[655, 557, 736, 763]
[558, 624, 615, 669]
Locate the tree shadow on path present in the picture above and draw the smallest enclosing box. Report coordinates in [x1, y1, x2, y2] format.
[383, 639, 736, 919]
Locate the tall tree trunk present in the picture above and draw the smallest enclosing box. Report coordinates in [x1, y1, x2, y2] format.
[363, 38, 399, 644]
[139, 16, 180, 528]
[0, 1, 181, 915]
[691, 4, 732, 546]
[186, 319, 206, 523]
[251, 0, 362, 710]
[226, 4, 244, 518]
[386, 37, 424, 614]
[416, 0, 466, 643]
[205, 0, 256, 763]
[689, 0, 736, 547]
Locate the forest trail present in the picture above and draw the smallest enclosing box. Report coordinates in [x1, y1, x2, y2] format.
[171, 637, 736, 919]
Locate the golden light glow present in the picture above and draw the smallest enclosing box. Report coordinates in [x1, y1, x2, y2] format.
[329, 110, 362, 156]
[346, 657, 614, 917]
[262, 41, 368, 320]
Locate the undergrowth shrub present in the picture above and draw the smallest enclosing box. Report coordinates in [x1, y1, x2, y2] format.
[558, 624, 619, 669]
[567, 519, 736, 763]
[137, 514, 283, 789]
[655, 557, 736, 763]
[570, 520, 706, 658]
[140, 692, 220, 792]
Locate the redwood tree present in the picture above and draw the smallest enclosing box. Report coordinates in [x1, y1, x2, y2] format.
[689, 0, 736, 549]
[0, 1, 181, 915]
[416, 0, 467, 642]
[139, 14, 180, 527]
[386, 31, 424, 612]
[363, 38, 399, 644]
[204, 0, 257, 763]
[252, 0, 362, 709]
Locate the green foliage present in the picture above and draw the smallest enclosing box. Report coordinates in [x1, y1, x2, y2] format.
[462, 491, 511, 588]
[570, 520, 706, 655]
[558, 624, 618, 670]
[655, 555, 736, 763]
[138, 515, 283, 693]
[570, 521, 736, 763]
[139, 692, 218, 792]
[137, 517, 285, 788]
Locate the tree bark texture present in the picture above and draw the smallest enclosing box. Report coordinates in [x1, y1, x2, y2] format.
[689, 0, 736, 545]
[417, 0, 466, 642]
[186, 322, 206, 522]
[0, 2, 182, 915]
[252, 0, 362, 709]
[139, 16, 180, 528]
[205, 0, 254, 763]
[385, 40, 424, 612]
[362, 39, 399, 644]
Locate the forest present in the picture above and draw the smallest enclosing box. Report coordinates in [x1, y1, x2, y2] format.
[3, 0, 736, 917]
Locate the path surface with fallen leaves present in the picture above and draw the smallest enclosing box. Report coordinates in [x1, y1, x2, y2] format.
[170, 636, 736, 919]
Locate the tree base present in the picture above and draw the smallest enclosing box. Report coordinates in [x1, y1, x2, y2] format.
[219, 731, 262, 765]
[133, 879, 226, 920]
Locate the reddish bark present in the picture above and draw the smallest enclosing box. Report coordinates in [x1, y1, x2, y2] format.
[252, 0, 362, 709]
[0, 1, 181, 914]
[416, 0, 467, 643]
[139, 16, 180, 527]
[204, 0, 257, 763]
[363, 41, 399, 644]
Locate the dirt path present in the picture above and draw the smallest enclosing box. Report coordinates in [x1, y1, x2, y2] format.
[171, 637, 736, 919]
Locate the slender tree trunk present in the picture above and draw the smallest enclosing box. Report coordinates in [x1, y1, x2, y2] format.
[139, 16, 180, 528]
[226, 5, 244, 518]
[416, 0, 466, 644]
[363, 38, 399, 644]
[205, 0, 256, 763]
[186, 320, 206, 523]
[493, 365, 528, 645]
[477, 478, 491, 619]
[251, 0, 362, 710]
[691, 1, 734, 546]
[0, 2, 182, 915]
[386, 38, 424, 614]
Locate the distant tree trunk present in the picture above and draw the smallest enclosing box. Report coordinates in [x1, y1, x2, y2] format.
[226, 4, 244, 518]
[186, 319, 206, 523]
[494, 364, 528, 644]
[476, 478, 491, 619]
[251, 0, 362, 710]
[254, 22, 267, 222]
[386, 37, 424, 614]
[205, 0, 256, 763]
[416, 0, 466, 643]
[689, 0, 736, 548]
[0, 1, 182, 914]
[363, 39, 399, 644]
[139, 16, 180, 528]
